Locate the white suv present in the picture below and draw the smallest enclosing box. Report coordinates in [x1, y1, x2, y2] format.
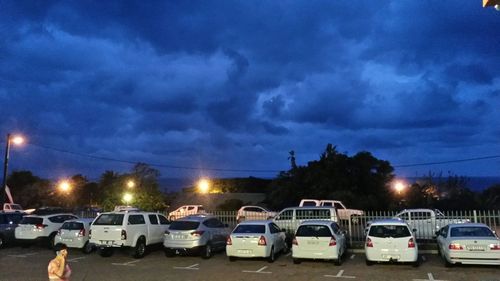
[90, 211, 170, 258]
[236, 206, 277, 223]
[15, 213, 78, 248]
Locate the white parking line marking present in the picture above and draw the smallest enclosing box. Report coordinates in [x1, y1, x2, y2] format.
[413, 273, 448, 281]
[7, 252, 38, 258]
[350, 254, 355, 260]
[324, 270, 356, 279]
[112, 260, 142, 266]
[67, 257, 86, 263]
[173, 263, 200, 270]
[242, 266, 272, 274]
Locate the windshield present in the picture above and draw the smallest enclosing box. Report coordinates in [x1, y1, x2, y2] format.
[296, 225, 332, 237]
[20, 217, 43, 225]
[169, 221, 200, 230]
[93, 214, 124, 226]
[61, 222, 84, 230]
[369, 225, 411, 238]
[301, 201, 318, 206]
[233, 224, 266, 234]
[450, 226, 495, 237]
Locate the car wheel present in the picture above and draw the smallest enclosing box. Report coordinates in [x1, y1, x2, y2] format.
[334, 253, 342, 266]
[293, 258, 301, 264]
[132, 237, 147, 259]
[201, 242, 212, 259]
[99, 247, 113, 257]
[82, 241, 93, 254]
[0, 235, 4, 248]
[48, 233, 57, 249]
[229, 256, 237, 262]
[164, 248, 175, 257]
[267, 246, 275, 263]
[443, 254, 453, 267]
[365, 259, 374, 266]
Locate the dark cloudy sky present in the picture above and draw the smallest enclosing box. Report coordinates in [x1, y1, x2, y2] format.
[1, 1, 499, 181]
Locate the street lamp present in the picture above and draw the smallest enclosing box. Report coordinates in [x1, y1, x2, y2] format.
[2, 133, 25, 205]
[197, 178, 210, 194]
[58, 180, 72, 194]
[126, 180, 136, 189]
[123, 192, 133, 205]
[394, 181, 406, 195]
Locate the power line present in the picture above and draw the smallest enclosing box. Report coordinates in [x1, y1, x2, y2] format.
[393, 155, 500, 168]
[28, 142, 281, 174]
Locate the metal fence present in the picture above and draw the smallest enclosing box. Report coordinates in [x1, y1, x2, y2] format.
[76, 209, 500, 249]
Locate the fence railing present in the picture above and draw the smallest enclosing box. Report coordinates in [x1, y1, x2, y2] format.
[76, 209, 500, 248]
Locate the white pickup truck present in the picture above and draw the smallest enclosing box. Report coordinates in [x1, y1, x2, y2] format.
[90, 211, 170, 258]
[393, 208, 470, 239]
[299, 199, 364, 223]
[2, 203, 35, 214]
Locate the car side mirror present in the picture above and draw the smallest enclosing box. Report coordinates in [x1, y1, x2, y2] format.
[412, 229, 417, 233]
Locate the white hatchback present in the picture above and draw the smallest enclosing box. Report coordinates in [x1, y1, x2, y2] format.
[292, 221, 347, 265]
[54, 218, 94, 253]
[436, 223, 500, 266]
[365, 219, 419, 266]
[15, 213, 79, 248]
[226, 220, 287, 263]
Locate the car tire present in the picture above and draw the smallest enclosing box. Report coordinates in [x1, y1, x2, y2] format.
[164, 248, 175, 257]
[82, 241, 93, 254]
[267, 246, 275, 263]
[0, 235, 4, 249]
[293, 258, 301, 264]
[201, 242, 212, 259]
[132, 237, 147, 259]
[365, 259, 374, 266]
[334, 254, 342, 266]
[99, 247, 113, 257]
[229, 256, 237, 262]
[443, 255, 453, 267]
[48, 233, 57, 249]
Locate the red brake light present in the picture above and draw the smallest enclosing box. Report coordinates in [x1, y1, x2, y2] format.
[292, 238, 298, 246]
[226, 236, 232, 245]
[35, 224, 46, 230]
[191, 230, 205, 237]
[258, 235, 267, 246]
[490, 244, 500, 250]
[448, 243, 463, 250]
[329, 236, 337, 247]
[366, 237, 373, 247]
[78, 228, 85, 237]
[121, 230, 127, 240]
[408, 238, 415, 248]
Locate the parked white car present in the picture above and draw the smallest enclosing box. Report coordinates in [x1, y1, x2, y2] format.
[54, 218, 94, 253]
[168, 205, 206, 220]
[236, 206, 277, 223]
[365, 219, 419, 266]
[436, 223, 500, 266]
[292, 220, 347, 265]
[393, 209, 469, 239]
[299, 199, 364, 223]
[90, 211, 170, 258]
[164, 214, 229, 259]
[226, 220, 287, 263]
[15, 213, 78, 248]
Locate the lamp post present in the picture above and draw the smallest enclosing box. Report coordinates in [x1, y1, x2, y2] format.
[2, 133, 25, 205]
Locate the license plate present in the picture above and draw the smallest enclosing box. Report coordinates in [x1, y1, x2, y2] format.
[173, 235, 187, 239]
[307, 241, 319, 245]
[62, 238, 72, 242]
[382, 254, 400, 260]
[466, 246, 485, 251]
[238, 249, 252, 254]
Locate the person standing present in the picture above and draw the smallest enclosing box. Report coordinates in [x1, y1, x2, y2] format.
[48, 244, 71, 281]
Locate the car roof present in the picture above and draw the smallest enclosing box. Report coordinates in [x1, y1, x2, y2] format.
[369, 219, 408, 226]
[99, 211, 160, 215]
[177, 214, 216, 222]
[282, 206, 336, 210]
[62, 218, 94, 224]
[237, 220, 272, 225]
[24, 213, 76, 218]
[447, 223, 490, 228]
[240, 205, 267, 209]
[299, 220, 335, 226]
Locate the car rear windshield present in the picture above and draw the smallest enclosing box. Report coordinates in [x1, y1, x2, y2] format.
[369, 225, 411, 238]
[233, 224, 266, 234]
[169, 221, 200, 230]
[19, 217, 43, 225]
[296, 225, 332, 237]
[93, 214, 124, 226]
[450, 226, 495, 237]
[61, 222, 84, 230]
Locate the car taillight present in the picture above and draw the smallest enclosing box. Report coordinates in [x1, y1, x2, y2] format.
[490, 244, 500, 250]
[191, 230, 205, 237]
[329, 236, 337, 247]
[226, 236, 232, 245]
[35, 224, 47, 230]
[408, 238, 415, 248]
[78, 228, 85, 237]
[121, 230, 127, 240]
[292, 238, 298, 246]
[448, 243, 463, 250]
[258, 235, 267, 246]
[366, 238, 373, 247]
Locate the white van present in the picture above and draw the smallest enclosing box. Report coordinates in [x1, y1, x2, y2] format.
[273, 207, 339, 235]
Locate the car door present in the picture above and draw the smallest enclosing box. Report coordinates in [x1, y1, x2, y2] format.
[268, 223, 284, 251]
[331, 222, 345, 254]
[436, 225, 449, 254]
[147, 214, 162, 244]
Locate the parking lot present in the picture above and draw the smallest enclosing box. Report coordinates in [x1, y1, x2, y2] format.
[0, 245, 498, 281]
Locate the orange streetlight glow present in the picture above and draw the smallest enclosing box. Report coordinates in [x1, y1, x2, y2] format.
[127, 180, 136, 188]
[11, 135, 25, 146]
[58, 180, 72, 193]
[198, 178, 210, 194]
[394, 181, 406, 194]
